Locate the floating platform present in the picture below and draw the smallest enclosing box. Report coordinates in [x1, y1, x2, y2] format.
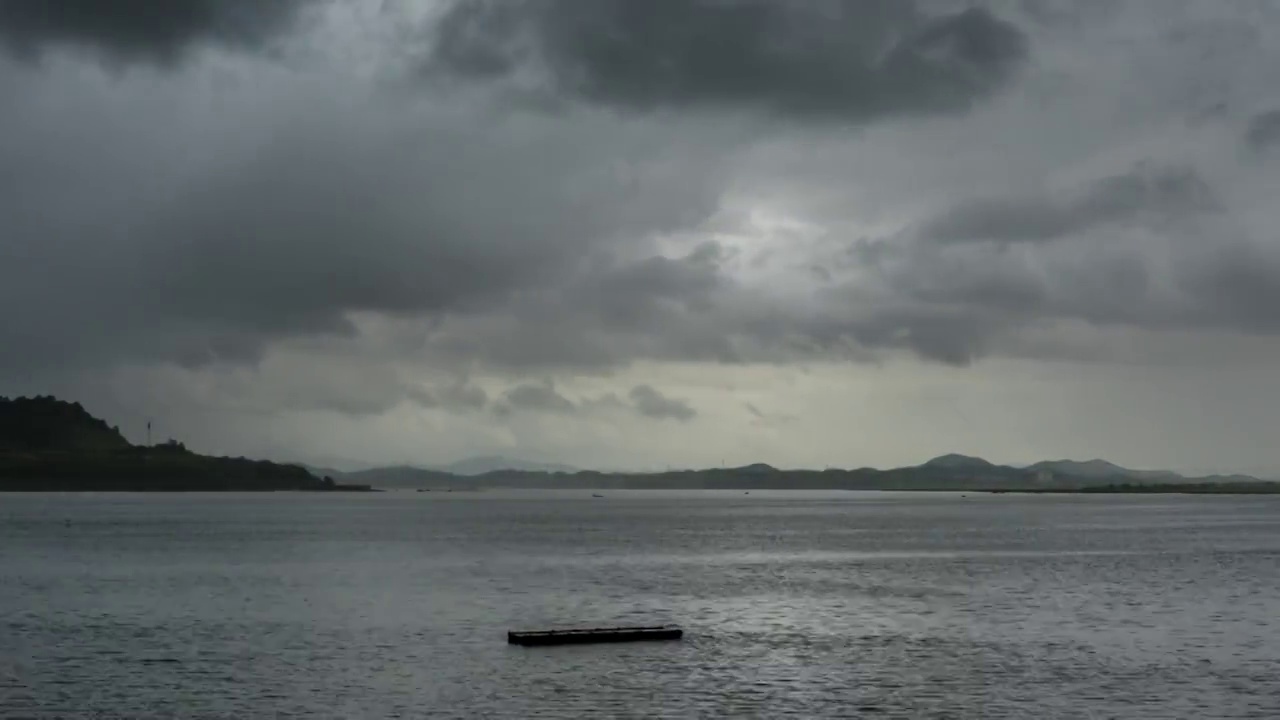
[507, 624, 683, 646]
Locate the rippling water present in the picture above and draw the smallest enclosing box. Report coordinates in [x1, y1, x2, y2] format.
[2, 491, 1278, 718]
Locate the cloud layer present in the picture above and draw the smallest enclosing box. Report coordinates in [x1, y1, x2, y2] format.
[428, 0, 1028, 122]
[0, 0, 310, 64]
[5, 1, 1280, 470]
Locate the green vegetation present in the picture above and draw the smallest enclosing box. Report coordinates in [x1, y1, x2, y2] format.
[0, 396, 372, 492]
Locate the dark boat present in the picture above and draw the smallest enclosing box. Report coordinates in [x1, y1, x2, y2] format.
[507, 624, 683, 646]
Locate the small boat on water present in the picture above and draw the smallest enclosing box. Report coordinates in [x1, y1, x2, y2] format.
[507, 624, 683, 646]
[591, 493, 604, 498]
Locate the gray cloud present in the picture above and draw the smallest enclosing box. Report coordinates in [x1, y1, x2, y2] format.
[1177, 242, 1280, 334]
[0, 71, 733, 378]
[1245, 110, 1280, 153]
[920, 163, 1220, 245]
[409, 382, 490, 414]
[490, 380, 696, 421]
[409, 246, 743, 372]
[427, 0, 1029, 122]
[628, 385, 696, 422]
[816, 153, 1280, 366]
[744, 402, 799, 429]
[499, 380, 576, 415]
[3, 0, 1280, 443]
[0, 0, 311, 65]
[111, 358, 490, 420]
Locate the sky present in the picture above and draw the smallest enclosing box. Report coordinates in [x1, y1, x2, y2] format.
[3, 0, 1280, 475]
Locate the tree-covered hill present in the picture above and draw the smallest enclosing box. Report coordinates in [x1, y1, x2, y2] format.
[0, 396, 370, 491]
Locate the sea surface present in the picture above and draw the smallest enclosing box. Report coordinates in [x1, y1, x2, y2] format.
[1, 490, 1278, 719]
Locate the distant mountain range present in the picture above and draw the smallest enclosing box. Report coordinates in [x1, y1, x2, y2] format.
[301, 455, 580, 488]
[432, 455, 579, 476]
[310, 452, 1270, 491]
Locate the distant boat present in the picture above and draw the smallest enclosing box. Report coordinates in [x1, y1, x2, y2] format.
[592, 493, 604, 498]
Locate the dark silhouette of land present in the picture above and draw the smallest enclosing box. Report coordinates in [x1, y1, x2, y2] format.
[0, 396, 372, 491]
[332, 452, 1280, 493]
[4, 395, 1276, 494]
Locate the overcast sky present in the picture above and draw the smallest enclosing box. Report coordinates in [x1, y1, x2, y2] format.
[4, 0, 1280, 474]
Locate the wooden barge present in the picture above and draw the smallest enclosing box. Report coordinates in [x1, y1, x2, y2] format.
[507, 624, 683, 646]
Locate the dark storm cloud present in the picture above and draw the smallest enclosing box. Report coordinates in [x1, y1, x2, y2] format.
[1245, 110, 1280, 153]
[920, 163, 1220, 244]
[415, 247, 747, 372]
[136, 118, 724, 362]
[573, 245, 725, 332]
[775, 295, 1013, 368]
[821, 152, 1280, 365]
[427, 0, 1029, 122]
[0, 0, 312, 65]
[0, 71, 732, 380]
[414, 232, 1060, 370]
[628, 385, 696, 422]
[855, 311, 1001, 367]
[6, 0, 1280, 426]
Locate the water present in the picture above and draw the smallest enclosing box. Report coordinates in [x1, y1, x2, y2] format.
[2, 491, 1278, 718]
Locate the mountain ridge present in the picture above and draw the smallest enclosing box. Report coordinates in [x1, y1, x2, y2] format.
[315, 453, 1271, 491]
[4, 396, 1268, 493]
[921, 453, 995, 470]
[432, 455, 579, 476]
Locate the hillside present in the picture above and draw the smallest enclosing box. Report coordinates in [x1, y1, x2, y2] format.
[1026, 459, 1129, 478]
[0, 396, 370, 492]
[0, 396, 130, 452]
[921, 453, 995, 470]
[1025, 459, 1182, 482]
